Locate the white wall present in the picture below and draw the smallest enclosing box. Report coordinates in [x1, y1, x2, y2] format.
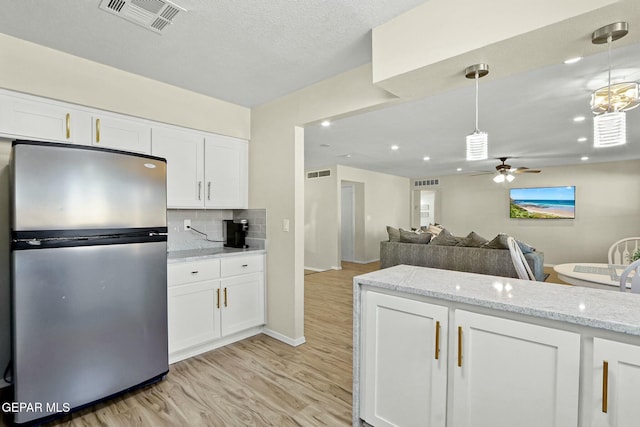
[304, 164, 410, 271]
[428, 160, 640, 264]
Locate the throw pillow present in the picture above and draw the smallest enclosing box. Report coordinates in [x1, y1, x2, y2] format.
[483, 233, 536, 253]
[399, 229, 432, 244]
[430, 229, 461, 246]
[386, 226, 401, 242]
[457, 231, 489, 248]
[427, 224, 444, 236]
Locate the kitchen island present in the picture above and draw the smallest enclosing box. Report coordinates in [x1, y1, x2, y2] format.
[353, 265, 640, 427]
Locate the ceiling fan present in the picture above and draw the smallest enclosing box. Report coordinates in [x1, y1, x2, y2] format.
[473, 157, 541, 183]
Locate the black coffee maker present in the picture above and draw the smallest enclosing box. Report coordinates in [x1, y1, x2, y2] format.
[224, 219, 249, 248]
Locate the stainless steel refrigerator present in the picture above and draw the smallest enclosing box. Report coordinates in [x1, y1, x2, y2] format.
[10, 140, 169, 425]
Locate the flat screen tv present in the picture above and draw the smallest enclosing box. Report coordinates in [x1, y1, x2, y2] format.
[509, 186, 575, 219]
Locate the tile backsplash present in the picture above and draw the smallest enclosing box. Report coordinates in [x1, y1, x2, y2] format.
[167, 209, 266, 252]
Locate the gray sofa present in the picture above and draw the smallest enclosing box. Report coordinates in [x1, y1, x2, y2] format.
[380, 241, 545, 281]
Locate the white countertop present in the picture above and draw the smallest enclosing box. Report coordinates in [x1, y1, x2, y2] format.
[354, 264, 640, 336]
[167, 247, 265, 263]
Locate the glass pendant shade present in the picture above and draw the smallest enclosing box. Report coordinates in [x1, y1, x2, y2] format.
[466, 131, 488, 161]
[594, 111, 626, 147]
[591, 82, 639, 114]
[505, 174, 515, 182]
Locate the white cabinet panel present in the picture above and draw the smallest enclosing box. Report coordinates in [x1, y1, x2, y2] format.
[168, 280, 221, 354]
[168, 259, 220, 286]
[361, 291, 448, 427]
[221, 272, 265, 336]
[152, 127, 204, 208]
[592, 338, 640, 427]
[204, 135, 248, 209]
[221, 254, 263, 277]
[92, 115, 151, 153]
[452, 310, 580, 427]
[0, 92, 90, 144]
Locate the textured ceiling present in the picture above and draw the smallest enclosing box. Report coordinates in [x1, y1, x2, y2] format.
[0, 0, 425, 107]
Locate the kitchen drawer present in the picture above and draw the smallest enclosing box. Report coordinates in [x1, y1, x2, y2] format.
[168, 259, 221, 286]
[221, 255, 264, 277]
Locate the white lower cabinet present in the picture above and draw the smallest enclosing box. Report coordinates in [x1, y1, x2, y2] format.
[361, 291, 448, 427]
[360, 293, 581, 427]
[168, 254, 265, 363]
[592, 338, 640, 426]
[451, 310, 581, 427]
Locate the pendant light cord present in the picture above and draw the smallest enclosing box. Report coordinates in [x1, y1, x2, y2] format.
[607, 34, 612, 112]
[474, 71, 479, 132]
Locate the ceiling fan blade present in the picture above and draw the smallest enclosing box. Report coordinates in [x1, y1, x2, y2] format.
[513, 169, 541, 174]
[470, 172, 494, 176]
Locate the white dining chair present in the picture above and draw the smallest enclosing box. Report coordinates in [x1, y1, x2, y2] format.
[608, 237, 640, 265]
[507, 236, 536, 281]
[619, 259, 640, 293]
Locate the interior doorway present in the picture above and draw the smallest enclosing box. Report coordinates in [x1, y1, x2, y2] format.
[341, 184, 355, 262]
[413, 190, 436, 227]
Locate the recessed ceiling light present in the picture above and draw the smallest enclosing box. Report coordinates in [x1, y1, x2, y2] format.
[391, 145, 399, 150]
[321, 120, 331, 127]
[456, 168, 462, 172]
[574, 116, 586, 122]
[564, 57, 582, 64]
[423, 156, 430, 161]
[581, 156, 589, 161]
[577, 137, 587, 142]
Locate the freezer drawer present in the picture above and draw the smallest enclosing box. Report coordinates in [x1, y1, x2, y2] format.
[11, 141, 166, 231]
[12, 241, 168, 424]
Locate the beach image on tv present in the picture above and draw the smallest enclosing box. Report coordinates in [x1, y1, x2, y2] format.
[510, 186, 575, 219]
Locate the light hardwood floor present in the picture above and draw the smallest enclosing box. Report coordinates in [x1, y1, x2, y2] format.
[1, 262, 378, 427]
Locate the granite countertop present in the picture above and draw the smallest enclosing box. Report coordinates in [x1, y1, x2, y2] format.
[167, 247, 266, 263]
[354, 264, 640, 336]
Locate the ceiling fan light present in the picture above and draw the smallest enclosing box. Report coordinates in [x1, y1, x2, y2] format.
[593, 111, 626, 147]
[466, 131, 488, 161]
[591, 82, 639, 114]
[493, 173, 505, 183]
[505, 174, 515, 183]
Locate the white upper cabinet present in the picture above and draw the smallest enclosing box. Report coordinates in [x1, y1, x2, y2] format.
[151, 127, 204, 208]
[0, 91, 91, 144]
[204, 134, 248, 209]
[92, 114, 151, 153]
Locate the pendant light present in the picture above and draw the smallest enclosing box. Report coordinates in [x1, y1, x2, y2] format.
[591, 22, 635, 147]
[465, 64, 489, 161]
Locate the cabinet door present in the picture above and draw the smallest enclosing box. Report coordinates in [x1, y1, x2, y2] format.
[361, 291, 448, 427]
[452, 310, 580, 427]
[220, 272, 264, 336]
[92, 115, 151, 153]
[152, 127, 204, 208]
[168, 280, 221, 354]
[204, 135, 248, 209]
[592, 338, 640, 426]
[0, 92, 90, 144]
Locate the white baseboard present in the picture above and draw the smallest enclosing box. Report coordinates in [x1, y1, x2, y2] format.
[262, 328, 306, 347]
[303, 266, 327, 272]
[351, 259, 379, 264]
[331, 265, 342, 270]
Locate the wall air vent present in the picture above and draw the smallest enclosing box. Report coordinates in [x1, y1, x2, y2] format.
[99, 0, 185, 34]
[414, 178, 440, 188]
[307, 169, 331, 179]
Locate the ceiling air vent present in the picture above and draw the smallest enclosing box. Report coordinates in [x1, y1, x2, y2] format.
[414, 178, 440, 187]
[99, 0, 185, 34]
[307, 169, 331, 179]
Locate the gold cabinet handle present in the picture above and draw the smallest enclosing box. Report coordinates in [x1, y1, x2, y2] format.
[224, 287, 228, 307]
[65, 113, 71, 139]
[602, 360, 609, 413]
[434, 321, 441, 360]
[216, 289, 220, 309]
[198, 181, 202, 200]
[207, 182, 211, 200]
[96, 118, 101, 143]
[457, 326, 463, 367]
